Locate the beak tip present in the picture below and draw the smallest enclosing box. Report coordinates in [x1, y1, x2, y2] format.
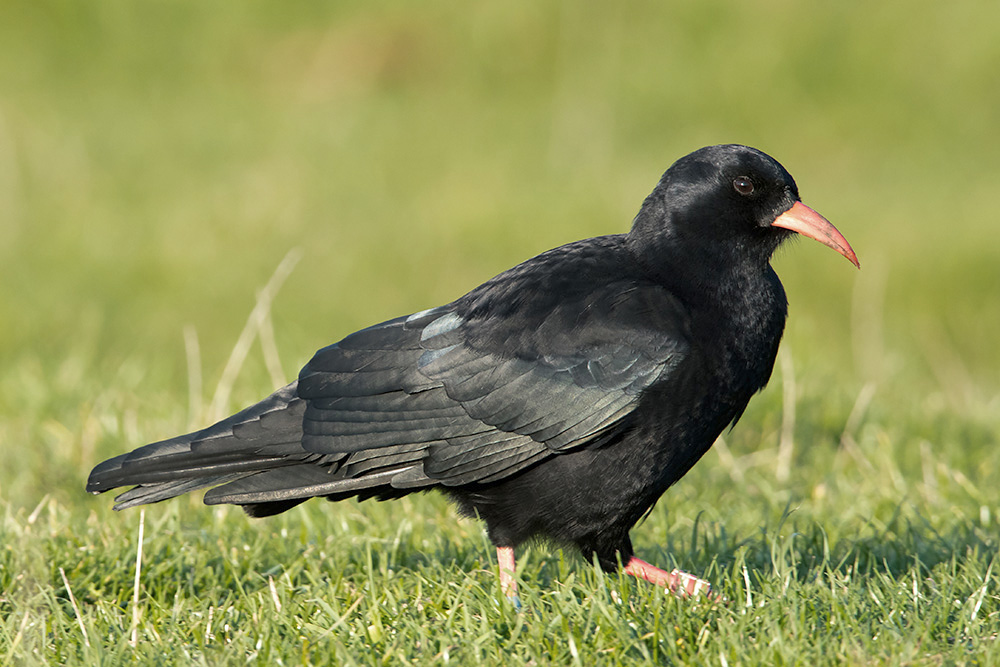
[773, 202, 859, 271]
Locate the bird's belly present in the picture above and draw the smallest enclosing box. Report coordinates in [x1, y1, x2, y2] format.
[446, 413, 719, 551]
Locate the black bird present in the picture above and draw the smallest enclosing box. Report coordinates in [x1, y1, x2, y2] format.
[88, 144, 858, 602]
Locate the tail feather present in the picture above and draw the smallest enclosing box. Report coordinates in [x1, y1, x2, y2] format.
[203, 466, 406, 505]
[86, 380, 436, 513]
[111, 474, 248, 510]
[87, 382, 310, 508]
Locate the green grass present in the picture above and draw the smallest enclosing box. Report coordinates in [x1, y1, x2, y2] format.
[2, 0, 1000, 664]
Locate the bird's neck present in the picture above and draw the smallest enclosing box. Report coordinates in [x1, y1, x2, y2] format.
[692, 260, 788, 396]
[629, 238, 788, 389]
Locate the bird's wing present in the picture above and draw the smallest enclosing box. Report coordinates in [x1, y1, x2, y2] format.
[104, 279, 691, 509]
[297, 281, 690, 488]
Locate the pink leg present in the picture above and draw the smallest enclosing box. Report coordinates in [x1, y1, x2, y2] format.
[623, 556, 720, 601]
[497, 546, 518, 601]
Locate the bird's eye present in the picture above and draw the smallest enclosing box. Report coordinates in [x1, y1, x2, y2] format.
[733, 177, 754, 196]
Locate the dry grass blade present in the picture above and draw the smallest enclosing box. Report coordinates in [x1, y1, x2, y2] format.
[130, 508, 145, 648]
[207, 248, 301, 423]
[258, 305, 287, 389]
[59, 567, 90, 648]
[839, 382, 876, 473]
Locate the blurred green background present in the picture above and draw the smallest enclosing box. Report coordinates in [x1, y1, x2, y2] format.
[3, 2, 1000, 662]
[1, 0, 998, 511]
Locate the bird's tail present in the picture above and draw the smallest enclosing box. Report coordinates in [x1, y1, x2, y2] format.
[86, 382, 318, 515]
[87, 381, 435, 516]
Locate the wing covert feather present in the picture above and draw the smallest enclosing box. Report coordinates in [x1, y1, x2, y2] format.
[295, 279, 690, 487]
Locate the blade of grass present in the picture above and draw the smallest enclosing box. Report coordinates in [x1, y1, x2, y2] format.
[207, 248, 301, 422]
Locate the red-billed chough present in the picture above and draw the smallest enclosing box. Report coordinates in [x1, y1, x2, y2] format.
[88, 144, 858, 603]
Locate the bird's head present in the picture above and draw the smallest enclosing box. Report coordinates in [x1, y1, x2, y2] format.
[627, 144, 859, 275]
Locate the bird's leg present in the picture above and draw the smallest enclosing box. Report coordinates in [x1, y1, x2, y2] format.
[623, 556, 719, 600]
[496, 546, 522, 610]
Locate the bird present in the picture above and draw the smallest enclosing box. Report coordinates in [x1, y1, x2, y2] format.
[87, 144, 858, 605]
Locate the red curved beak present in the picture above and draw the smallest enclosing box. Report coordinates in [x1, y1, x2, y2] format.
[772, 201, 860, 269]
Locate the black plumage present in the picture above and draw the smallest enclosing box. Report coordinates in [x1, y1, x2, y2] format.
[88, 144, 858, 600]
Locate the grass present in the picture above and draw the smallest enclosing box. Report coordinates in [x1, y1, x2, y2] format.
[4, 356, 999, 665]
[2, 0, 1000, 664]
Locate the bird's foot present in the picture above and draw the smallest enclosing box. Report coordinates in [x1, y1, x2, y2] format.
[623, 556, 723, 602]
